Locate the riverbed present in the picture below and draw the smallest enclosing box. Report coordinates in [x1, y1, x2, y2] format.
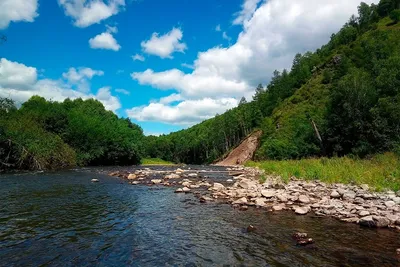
[1, 166, 399, 266]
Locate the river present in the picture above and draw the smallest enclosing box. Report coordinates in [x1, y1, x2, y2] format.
[1, 166, 399, 266]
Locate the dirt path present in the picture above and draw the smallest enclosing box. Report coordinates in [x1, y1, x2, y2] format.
[215, 130, 262, 166]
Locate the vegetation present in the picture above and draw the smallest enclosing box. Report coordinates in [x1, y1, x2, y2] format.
[0, 97, 144, 171]
[246, 153, 400, 191]
[141, 158, 176, 165]
[145, 0, 400, 165]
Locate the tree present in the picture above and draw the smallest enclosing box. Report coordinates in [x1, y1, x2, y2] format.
[390, 9, 400, 23]
[239, 97, 247, 106]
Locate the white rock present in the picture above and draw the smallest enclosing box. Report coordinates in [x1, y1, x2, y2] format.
[91, 179, 99, 183]
[182, 181, 191, 187]
[330, 191, 341, 198]
[276, 194, 288, 202]
[232, 197, 248, 205]
[188, 173, 198, 177]
[272, 205, 285, 211]
[295, 206, 310, 215]
[127, 174, 137, 180]
[298, 195, 310, 204]
[238, 179, 258, 190]
[254, 198, 267, 207]
[182, 187, 191, 193]
[385, 201, 396, 207]
[261, 190, 275, 198]
[151, 179, 162, 184]
[175, 188, 183, 193]
[359, 210, 370, 217]
[211, 183, 225, 192]
[226, 179, 233, 182]
[165, 174, 180, 179]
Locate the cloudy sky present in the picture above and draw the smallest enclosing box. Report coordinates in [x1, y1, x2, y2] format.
[0, 0, 378, 135]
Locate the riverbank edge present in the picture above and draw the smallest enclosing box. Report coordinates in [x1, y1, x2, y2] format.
[108, 166, 400, 231]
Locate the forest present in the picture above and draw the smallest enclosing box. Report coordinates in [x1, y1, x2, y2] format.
[1, 0, 400, 171]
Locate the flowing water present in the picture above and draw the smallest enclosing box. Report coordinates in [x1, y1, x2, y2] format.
[1, 166, 399, 266]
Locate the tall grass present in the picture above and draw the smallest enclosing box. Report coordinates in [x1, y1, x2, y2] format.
[246, 153, 400, 191]
[141, 158, 176, 165]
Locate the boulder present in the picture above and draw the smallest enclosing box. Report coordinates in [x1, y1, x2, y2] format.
[182, 181, 191, 187]
[188, 173, 198, 177]
[232, 197, 248, 205]
[396, 190, 400, 197]
[182, 187, 191, 193]
[298, 195, 310, 204]
[226, 179, 233, 182]
[175, 168, 184, 174]
[199, 196, 213, 203]
[295, 206, 310, 215]
[343, 191, 356, 200]
[360, 184, 369, 191]
[165, 174, 180, 179]
[91, 179, 99, 183]
[238, 179, 258, 190]
[330, 191, 340, 198]
[175, 188, 184, 193]
[392, 197, 400, 204]
[359, 210, 370, 217]
[211, 183, 225, 192]
[151, 179, 162, 184]
[276, 194, 288, 202]
[272, 205, 285, 211]
[131, 181, 140, 185]
[385, 201, 396, 208]
[254, 198, 267, 207]
[261, 190, 275, 198]
[359, 216, 390, 228]
[127, 174, 137, 180]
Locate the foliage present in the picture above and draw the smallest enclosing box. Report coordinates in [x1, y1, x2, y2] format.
[0, 97, 144, 171]
[141, 158, 176, 165]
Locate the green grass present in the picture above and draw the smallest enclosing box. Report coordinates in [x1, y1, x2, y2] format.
[141, 158, 176, 165]
[246, 153, 400, 191]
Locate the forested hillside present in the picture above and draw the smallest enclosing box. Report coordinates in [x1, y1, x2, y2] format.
[0, 97, 144, 170]
[145, 0, 400, 164]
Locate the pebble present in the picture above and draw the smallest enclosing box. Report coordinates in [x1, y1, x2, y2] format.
[298, 195, 310, 204]
[295, 206, 310, 215]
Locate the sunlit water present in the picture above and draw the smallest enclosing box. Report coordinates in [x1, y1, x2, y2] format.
[1, 166, 399, 266]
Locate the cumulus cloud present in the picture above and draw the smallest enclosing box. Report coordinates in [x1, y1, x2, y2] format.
[62, 67, 104, 92]
[0, 58, 121, 112]
[159, 93, 183, 104]
[131, 0, 379, 102]
[222, 32, 232, 42]
[0, 0, 38, 29]
[132, 54, 145, 61]
[141, 27, 187, 59]
[89, 32, 121, 51]
[233, 0, 261, 25]
[58, 0, 125, 28]
[126, 98, 238, 125]
[215, 24, 221, 32]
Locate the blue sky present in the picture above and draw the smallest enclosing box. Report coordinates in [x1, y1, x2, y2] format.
[0, 0, 378, 135]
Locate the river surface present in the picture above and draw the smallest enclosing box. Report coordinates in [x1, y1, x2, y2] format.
[1, 166, 400, 267]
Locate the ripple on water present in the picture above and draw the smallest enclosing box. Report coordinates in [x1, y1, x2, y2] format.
[0, 167, 399, 266]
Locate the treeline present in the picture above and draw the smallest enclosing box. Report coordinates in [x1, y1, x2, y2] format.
[145, 0, 400, 163]
[0, 96, 144, 171]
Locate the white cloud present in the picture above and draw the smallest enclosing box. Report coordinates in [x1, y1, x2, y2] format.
[89, 32, 121, 51]
[159, 93, 183, 104]
[181, 63, 194, 69]
[132, 54, 145, 61]
[0, 58, 121, 112]
[141, 27, 187, 59]
[129, 0, 379, 125]
[62, 67, 104, 92]
[233, 0, 261, 25]
[58, 0, 125, 28]
[0, 0, 38, 29]
[106, 24, 118, 33]
[222, 32, 232, 42]
[115, 88, 130, 95]
[215, 24, 221, 32]
[126, 98, 238, 125]
[0, 58, 37, 89]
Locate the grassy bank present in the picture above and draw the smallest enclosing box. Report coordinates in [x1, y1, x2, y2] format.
[141, 158, 176, 166]
[246, 153, 400, 191]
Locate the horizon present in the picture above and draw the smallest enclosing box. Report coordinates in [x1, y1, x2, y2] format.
[0, 0, 379, 135]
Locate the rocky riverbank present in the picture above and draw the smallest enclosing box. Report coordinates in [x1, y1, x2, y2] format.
[108, 166, 400, 230]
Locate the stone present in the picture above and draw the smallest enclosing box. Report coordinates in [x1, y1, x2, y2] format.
[226, 179, 233, 182]
[359, 216, 390, 228]
[298, 195, 310, 204]
[254, 198, 267, 207]
[392, 197, 400, 204]
[175, 168, 184, 174]
[396, 220, 400, 226]
[127, 174, 137, 180]
[385, 201, 396, 208]
[330, 191, 341, 198]
[360, 184, 369, 191]
[165, 174, 180, 179]
[151, 179, 162, 184]
[261, 190, 275, 198]
[182, 187, 191, 193]
[91, 179, 99, 182]
[239, 205, 249, 211]
[211, 183, 225, 192]
[233, 197, 248, 205]
[200, 196, 213, 203]
[396, 190, 400, 197]
[182, 181, 191, 187]
[359, 210, 370, 217]
[131, 181, 140, 185]
[188, 173, 198, 177]
[292, 232, 308, 239]
[296, 238, 314, 246]
[397, 248, 400, 255]
[341, 217, 359, 223]
[238, 179, 258, 190]
[175, 188, 183, 193]
[295, 206, 310, 215]
[276, 194, 288, 202]
[343, 191, 356, 200]
[247, 225, 256, 232]
[353, 197, 364, 204]
[272, 205, 285, 211]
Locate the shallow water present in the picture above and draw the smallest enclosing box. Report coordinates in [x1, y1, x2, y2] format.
[0, 166, 399, 266]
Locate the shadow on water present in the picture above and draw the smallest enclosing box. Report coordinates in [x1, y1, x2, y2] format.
[0, 166, 399, 266]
